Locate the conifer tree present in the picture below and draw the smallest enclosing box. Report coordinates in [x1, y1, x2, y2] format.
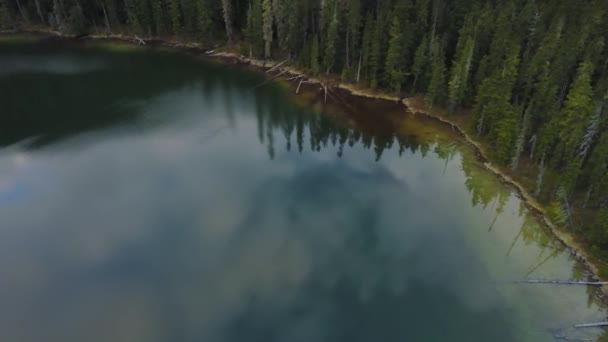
[411, 35, 429, 92]
[549, 62, 595, 168]
[426, 37, 446, 108]
[246, 0, 263, 57]
[262, 0, 273, 58]
[447, 17, 475, 114]
[168, 0, 181, 34]
[359, 13, 374, 83]
[384, 14, 406, 93]
[195, 0, 212, 43]
[151, 0, 166, 35]
[369, 0, 391, 89]
[272, 0, 286, 47]
[345, 0, 361, 69]
[221, 0, 233, 42]
[323, 6, 338, 74]
[310, 35, 320, 75]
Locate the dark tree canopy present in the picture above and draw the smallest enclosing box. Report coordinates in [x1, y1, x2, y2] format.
[2, 0, 608, 253]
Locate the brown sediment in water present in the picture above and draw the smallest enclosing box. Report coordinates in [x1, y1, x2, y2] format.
[402, 98, 608, 303]
[4, 29, 608, 304]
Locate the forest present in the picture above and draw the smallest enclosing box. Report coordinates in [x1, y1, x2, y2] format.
[2, 0, 608, 263]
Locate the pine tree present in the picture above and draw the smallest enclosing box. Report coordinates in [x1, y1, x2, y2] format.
[447, 20, 475, 114]
[359, 13, 374, 83]
[411, 35, 430, 92]
[426, 37, 446, 108]
[195, 0, 212, 44]
[480, 43, 521, 163]
[67, 1, 85, 34]
[246, 0, 263, 57]
[262, 0, 273, 58]
[311, 35, 320, 75]
[384, 15, 406, 93]
[272, 0, 286, 47]
[323, 6, 338, 74]
[319, 0, 330, 34]
[284, 0, 303, 54]
[587, 208, 608, 257]
[122, 0, 139, 32]
[345, 0, 361, 69]
[151, 0, 166, 35]
[369, 0, 391, 89]
[221, 0, 233, 42]
[0, 0, 13, 29]
[52, 0, 66, 31]
[168, 0, 181, 34]
[586, 131, 608, 207]
[550, 62, 595, 168]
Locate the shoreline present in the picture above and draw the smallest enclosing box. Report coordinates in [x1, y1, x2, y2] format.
[403, 98, 608, 303]
[4, 29, 608, 304]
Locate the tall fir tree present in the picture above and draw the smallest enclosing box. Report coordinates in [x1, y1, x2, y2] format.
[384, 14, 406, 93]
[311, 35, 320, 75]
[221, 0, 233, 42]
[323, 4, 338, 74]
[262, 0, 273, 58]
[426, 37, 446, 108]
[246, 0, 263, 57]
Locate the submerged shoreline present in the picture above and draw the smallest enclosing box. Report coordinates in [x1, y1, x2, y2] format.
[4, 29, 608, 304]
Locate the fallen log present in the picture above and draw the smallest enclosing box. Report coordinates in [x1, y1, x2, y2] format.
[287, 74, 303, 81]
[134, 35, 146, 45]
[266, 59, 289, 74]
[516, 279, 608, 286]
[574, 322, 608, 328]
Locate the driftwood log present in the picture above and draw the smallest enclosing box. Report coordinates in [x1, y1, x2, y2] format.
[574, 322, 608, 328]
[516, 279, 608, 286]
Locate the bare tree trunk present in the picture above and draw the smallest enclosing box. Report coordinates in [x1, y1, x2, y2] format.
[34, 0, 45, 24]
[345, 30, 350, 68]
[14, 0, 29, 24]
[575, 322, 608, 328]
[100, 0, 111, 32]
[92, 14, 99, 34]
[222, 0, 233, 43]
[356, 53, 362, 83]
[59, 0, 68, 23]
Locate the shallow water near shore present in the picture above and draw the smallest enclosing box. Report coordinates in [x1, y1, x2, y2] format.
[0, 36, 607, 342]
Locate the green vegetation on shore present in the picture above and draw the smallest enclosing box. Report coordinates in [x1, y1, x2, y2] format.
[2, 0, 608, 265]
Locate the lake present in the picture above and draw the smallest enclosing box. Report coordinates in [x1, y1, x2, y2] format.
[0, 36, 606, 342]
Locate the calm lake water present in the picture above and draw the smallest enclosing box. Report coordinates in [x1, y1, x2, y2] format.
[1, 36, 607, 342]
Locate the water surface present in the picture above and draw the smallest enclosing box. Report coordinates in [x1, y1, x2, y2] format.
[0, 37, 606, 342]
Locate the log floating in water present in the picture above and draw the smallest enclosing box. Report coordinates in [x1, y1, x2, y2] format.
[574, 322, 608, 328]
[516, 279, 608, 285]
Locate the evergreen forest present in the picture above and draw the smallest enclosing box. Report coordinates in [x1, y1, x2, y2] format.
[2, 0, 608, 264]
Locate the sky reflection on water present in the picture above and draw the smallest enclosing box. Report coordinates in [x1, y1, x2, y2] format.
[0, 40, 606, 342]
